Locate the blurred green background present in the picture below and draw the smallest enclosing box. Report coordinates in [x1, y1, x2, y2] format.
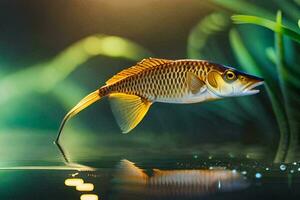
[0, 0, 300, 166]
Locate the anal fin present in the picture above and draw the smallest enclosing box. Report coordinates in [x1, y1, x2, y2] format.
[109, 93, 152, 133]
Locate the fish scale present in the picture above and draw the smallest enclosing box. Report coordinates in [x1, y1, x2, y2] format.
[110, 60, 211, 102]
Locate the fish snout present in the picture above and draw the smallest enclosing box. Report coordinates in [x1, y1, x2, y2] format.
[242, 76, 264, 95]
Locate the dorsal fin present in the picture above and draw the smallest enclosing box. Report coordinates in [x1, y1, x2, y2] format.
[106, 58, 173, 85]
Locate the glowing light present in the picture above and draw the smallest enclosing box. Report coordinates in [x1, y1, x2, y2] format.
[100, 37, 130, 57]
[83, 36, 103, 55]
[265, 167, 269, 171]
[76, 183, 94, 191]
[72, 172, 79, 177]
[255, 173, 262, 179]
[65, 178, 84, 186]
[241, 171, 247, 175]
[228, 153, 234, 158]
[80, 194, 98, 200]
[218, 180, 221, 189]
[280, 164, 286, 171]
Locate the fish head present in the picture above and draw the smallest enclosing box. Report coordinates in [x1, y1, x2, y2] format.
[205, 64, 264, 97]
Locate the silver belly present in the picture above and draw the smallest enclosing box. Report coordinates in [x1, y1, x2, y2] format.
[152, 90, 220, 104]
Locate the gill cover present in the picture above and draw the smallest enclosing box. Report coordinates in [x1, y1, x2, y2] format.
[207, 70, 221, 89]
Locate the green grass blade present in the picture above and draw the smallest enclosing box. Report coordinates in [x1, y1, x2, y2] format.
[211, 0, 273, 19]
[264, 85, 290, 163]
[295, 0, 300, 6]
[265, 47, 276, 64]
[232, 15, 300, 43]
[266, 47, 300, 87]
[274, 11, 297, 162]
[229, 29, 262, 75]
[229, 27, 290, 163]
[187, 12, 230, 59]
[274, 0, 300, 21]
[273, 11, 298, 162]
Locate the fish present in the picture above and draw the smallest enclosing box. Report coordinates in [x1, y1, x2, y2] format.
[56, 58, 264, 141]
[112, 159, 248, 198]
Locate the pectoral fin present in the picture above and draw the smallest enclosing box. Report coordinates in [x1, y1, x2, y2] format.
[109, 93, 152, 133]
[187, 72, 206, 94]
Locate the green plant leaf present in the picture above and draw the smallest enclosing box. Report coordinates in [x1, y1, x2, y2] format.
[187, 12, 230, 59]
[274, 0, 300, 21]
[273, 11, 293, 162]
[231, 15, 300, 43]
[265, 47, 277, 64]
[51, 80, 87, 109]
[229, 29, 262, 76]
[229, 26, 290, 163]
[0, 35, 152, 106]
[211, 0, 273, 19]
[266, 47, 300, 88]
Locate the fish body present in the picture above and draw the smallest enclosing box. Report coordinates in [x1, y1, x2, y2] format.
[56, 58, 264, 140]
[104, 59, 216, 104]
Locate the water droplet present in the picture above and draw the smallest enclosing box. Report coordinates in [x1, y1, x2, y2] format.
[208, 155, 213, 160]
[193, 155, 198, 159]
[290, 170, 294, 174]
[255, 173, 262, 179]
[298, 167, 300, 172]
[293, 162, 297, 165]
[265, 167, 269, 171]
[280, 164, 287, 171]
[218, 180, 221, 189]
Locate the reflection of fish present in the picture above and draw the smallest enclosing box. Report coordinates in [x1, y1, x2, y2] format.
[113, 160, 248, 197]
[56, 58, 264, 138]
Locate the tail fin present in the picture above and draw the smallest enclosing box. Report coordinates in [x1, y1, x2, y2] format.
[55, 89, 104, 162]
[55, 90, 102, 143]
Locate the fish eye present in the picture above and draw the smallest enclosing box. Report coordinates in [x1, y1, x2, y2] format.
[225, 70, 236, 81]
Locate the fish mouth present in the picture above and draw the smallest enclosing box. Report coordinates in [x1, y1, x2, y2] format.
[242, 81, 264, 95]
